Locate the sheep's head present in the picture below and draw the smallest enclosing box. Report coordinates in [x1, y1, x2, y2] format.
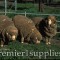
[48, 15, 56, 27]
[45, 15, 57, 28]
[6, 26, 18, 41]
[30, 28, 42, 44]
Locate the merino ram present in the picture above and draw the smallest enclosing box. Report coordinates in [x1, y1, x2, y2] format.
[12, 15, 42, 44]
[32, 15, 57, 45]
[0, 15, 18, 47]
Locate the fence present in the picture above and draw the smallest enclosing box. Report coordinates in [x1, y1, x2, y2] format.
[0, 0, 17, 15]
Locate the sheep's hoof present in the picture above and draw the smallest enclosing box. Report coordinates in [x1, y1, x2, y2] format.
[21, 42, 24, 43]
[1, 44, 4, 47]
[48, 42, 51, 44]
[46, 42, 49, 45]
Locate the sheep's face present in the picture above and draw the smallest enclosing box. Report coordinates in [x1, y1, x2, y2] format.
[47, 15, 57, 28]
[31, 36, 40, 44]
[6, 29, 18, 41]
[31, 29, 42, 44]
[48, 19, 56, 25]
[48, 19, 52, 25]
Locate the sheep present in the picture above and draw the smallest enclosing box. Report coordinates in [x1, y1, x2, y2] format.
[0, 15, 18, 47]
[32, 15, 57, 45]
[12, 15, 42, 44]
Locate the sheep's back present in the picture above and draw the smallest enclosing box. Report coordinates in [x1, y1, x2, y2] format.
[13, 15, 36, 37]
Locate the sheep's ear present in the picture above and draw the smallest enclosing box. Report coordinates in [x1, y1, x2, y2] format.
[48, 19, 52, 25]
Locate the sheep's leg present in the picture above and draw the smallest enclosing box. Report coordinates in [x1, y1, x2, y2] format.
[0, 30, 6, 47]
[2, 29, 5, 42]
[1, 40, 4, 47]
[26, 33, 32, 43]
[20, 32, 24, 43]
[46, 37, 49, 45]
[21, 37, 24, 43]
[48, 38, 51, 44]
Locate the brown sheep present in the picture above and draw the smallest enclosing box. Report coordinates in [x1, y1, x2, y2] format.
[0, 15, 18, 47]
[32, 15, 57, 45]
[12, 15, 42, 44]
